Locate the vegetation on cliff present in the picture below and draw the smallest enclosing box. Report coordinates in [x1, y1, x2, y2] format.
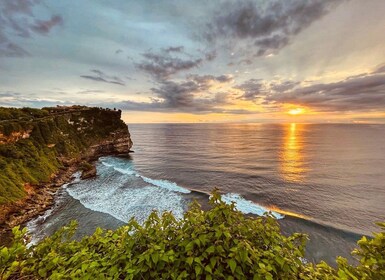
[0, 106, 129, 204]
[1, 193, 384, 279]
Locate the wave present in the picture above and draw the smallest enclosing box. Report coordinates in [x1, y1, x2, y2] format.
[65, 158, 188, 224]
[67, 184, 186, 224]
[26, 188, 69, 246]
[100, 157, 190, 194]
[140, 176, 191, 194]
[221, 193, 284, 219]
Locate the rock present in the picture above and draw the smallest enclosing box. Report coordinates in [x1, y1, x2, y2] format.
[81, 165, 97, 179]
[87, 129, 133, 159]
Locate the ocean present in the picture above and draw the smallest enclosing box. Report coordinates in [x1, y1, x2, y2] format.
[27, 123, 385, 265]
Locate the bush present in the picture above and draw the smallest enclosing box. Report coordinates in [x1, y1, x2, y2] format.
[1, 192, 384, 279]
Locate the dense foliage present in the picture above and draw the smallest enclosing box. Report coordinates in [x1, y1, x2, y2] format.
[1, 193, 384, 279]
[0, 107, 49, 121]
[0, 106, 127, 204]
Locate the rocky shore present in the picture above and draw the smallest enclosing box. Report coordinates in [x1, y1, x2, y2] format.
[0, 127, 133, 243]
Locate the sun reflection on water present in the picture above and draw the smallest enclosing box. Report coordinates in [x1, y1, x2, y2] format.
[280, 123, 306, 183]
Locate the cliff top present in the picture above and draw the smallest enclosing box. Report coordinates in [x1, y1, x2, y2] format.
[0, 106, 121, 122]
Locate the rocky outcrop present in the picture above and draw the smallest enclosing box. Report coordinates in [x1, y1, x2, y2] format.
[88, 129, 133, 160]
[0, 106, 133, 239]
[81, 165, 97, 179]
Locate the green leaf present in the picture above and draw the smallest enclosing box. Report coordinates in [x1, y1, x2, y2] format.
[206, 245, 215, 254]
[186, 257, 194, 266]
[195, 265, 202, 275]
[151, 252, 159, 264]
[205, 265, 212, 274]
[228, 259, 237, 274]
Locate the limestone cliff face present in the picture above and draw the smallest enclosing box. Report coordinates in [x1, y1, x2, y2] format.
[88, 129, 133, 159]
[0, 106, 133, 233]
[0, 106, 133, 205]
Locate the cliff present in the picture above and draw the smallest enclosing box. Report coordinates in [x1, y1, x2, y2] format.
[0, 106, 132, 230]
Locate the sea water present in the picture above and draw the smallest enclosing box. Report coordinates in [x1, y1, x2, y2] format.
[27, 123, 385, 264]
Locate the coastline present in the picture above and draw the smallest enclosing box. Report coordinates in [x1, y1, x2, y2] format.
[0, 126, 133, 244]
[0, 159, 83, 244]
[0, 153, 134, 245]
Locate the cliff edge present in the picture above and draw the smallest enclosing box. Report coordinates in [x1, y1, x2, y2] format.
[0, 106, 132, 232]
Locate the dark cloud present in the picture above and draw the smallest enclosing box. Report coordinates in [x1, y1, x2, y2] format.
[205, 50, 217, 61]
[150, 74, 233, 110]
[235, 78, 265, 100]
[163, 46, 184, 53]
[270, 80, 300, 92]
[205, 0, 344, 56]
[0, 0, 63, 56]
[238, 59, 253, 65]
[106, 74, 236, 113]
[265, 69, 385, 111]
[136, 50, 202, 80]
[30, 14, 63, 35]
[0, 33, 29, 56]
[80, 69, 126, 86]
[115, 49, 123, 54]
[188, 74, 233, 84]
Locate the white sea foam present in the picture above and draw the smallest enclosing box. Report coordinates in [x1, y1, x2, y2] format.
[66, 157, 188, 223]
[67, 183, 186, 224]
[26, 189, 68, 246]
[221, 193, 284, 219]
[140, 176, 191, 194]
[113, 167, 136, 176]
[99, 157, 190, 194]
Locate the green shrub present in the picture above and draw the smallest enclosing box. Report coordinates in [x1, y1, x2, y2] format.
[1, 192, 384, 279]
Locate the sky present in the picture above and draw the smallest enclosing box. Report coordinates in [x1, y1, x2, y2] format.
[0, 0, 385, 123]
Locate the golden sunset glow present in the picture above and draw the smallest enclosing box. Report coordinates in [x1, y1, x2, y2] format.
[288, 108, 305, 115]
[280, 123, 307, 183]
[267, 205, 310, 220]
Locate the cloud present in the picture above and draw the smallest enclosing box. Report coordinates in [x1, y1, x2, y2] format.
[104, 74, 236, 114]
[264, 67, 385, 112]
[76, 89, 106, 94]
[373, 64, 385, 74]
[235, 79, 266, 101]
[136, 49, 202, 80]
[163, 46, 184, 53]
[149, 74, 234, 111]
[233, 64, 385, 112]
[205, 50, 217, 61]
[204, 0, 345, 56]
[0, 91, 22, 98]
[80, 69, 126, 86]
[0, 0, 63, 56]
[187, 74, 234, 84]
[30, 14, 63, 35]
[0, 34, 29, 56]
[0, 93, 72, 108]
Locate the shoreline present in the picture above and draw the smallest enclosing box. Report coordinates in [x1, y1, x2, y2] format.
[0, 160, 82, 244]
[0, 152, 133, 245]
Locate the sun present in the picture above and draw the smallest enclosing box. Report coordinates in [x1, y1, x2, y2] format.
[288, 108, 305, 115]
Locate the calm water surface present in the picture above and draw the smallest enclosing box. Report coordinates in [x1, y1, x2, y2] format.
[28, 123, 385, 265]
